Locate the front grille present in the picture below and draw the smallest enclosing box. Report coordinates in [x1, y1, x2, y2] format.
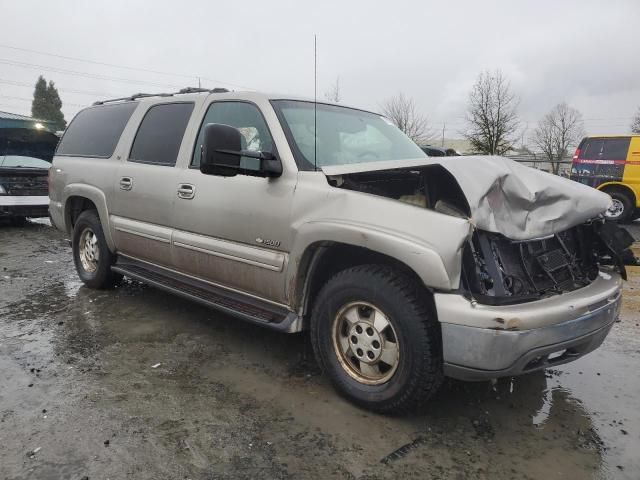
[0, 175, 48, 196]
[463, 226, 600, 303]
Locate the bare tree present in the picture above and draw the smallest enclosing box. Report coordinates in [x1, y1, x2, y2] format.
[381, 93, 435, 145]
[324, 77, 341, 103]
[533, 102, 585, 175]
[464, 70, 519, 155]
[631, 106, 640, 134]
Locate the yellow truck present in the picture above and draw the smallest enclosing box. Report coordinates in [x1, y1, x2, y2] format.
[570, 135, 640, 222]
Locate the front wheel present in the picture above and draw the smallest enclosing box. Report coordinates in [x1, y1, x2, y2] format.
[72, 210, 122, 289]
[604, 190, 634, 223]
[310, 265, 443, 414]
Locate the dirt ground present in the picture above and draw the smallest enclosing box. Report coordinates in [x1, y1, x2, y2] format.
[1, 220, 639, 480]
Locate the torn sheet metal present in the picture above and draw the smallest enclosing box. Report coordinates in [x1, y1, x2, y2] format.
[322, 156, 612, 241]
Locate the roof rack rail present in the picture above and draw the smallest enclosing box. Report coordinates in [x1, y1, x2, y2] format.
[92, 87, 231, 106]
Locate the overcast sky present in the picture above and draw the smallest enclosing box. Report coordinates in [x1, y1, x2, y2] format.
[0, 0, 638, 141]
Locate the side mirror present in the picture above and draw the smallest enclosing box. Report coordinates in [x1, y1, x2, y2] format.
[200, 123, 282, 178]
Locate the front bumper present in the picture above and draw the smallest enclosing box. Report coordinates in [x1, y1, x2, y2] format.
[0, 195, 50, 217]
[436, 271, 623, 381]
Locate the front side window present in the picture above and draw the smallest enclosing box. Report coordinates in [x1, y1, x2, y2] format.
[271, 100, 425, 170]
[56, 102, 137, 158]
[129, 102, 194, 166]
[191, 101, 274, 170]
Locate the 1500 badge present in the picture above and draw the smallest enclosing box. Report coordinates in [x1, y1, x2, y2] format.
[255, 237, 281, 248]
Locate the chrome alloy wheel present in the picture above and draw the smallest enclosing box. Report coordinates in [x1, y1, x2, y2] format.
[332, 301, 400, 385]
[79, 227, 100, 273]
[606, 198, 625, 219]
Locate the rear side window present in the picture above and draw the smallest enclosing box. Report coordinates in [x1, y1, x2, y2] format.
[56, 102, 137, 158]
[129, 103, 194, 166]
[579, 137, 630, 160]
[601, 137, 630, 160]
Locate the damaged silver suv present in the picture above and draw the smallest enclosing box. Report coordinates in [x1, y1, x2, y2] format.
[49, 89, 636, 413]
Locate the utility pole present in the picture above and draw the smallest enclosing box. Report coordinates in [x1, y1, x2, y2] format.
[441, 122, 446, 147]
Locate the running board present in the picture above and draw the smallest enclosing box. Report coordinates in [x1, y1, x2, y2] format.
[112, 258, 301, 333]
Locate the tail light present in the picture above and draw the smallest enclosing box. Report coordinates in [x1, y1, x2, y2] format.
[572, 148, 580, 162]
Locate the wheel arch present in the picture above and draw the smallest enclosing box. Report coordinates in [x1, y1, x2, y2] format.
[290, 240, 442, 327]
[63, 184, 115, 251]
[597, 182, 637, 206]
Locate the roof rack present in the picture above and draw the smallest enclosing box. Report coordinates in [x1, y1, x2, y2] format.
[92, 87, 231, 106]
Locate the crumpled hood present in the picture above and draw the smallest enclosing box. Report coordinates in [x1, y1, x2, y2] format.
[322, 156, 612, 241]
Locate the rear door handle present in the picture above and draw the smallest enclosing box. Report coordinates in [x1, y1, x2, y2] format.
[119, 177, 133, 190]
[177, 184, 195, 199]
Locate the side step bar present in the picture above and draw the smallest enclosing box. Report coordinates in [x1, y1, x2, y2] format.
[112, 258, 301, 333]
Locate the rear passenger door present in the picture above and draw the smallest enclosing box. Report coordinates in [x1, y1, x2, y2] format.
[110, 102, 194, 267]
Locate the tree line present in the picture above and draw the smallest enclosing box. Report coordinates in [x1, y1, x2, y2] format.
[326, 71, 640, 175]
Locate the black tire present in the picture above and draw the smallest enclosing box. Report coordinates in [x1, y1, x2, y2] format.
[310, 264, 443, 414]
[605, 189, 634, 223]
[72, 210, 122, 289]
[631, 209, 640, 222]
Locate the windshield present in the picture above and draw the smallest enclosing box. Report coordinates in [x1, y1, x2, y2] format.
[0, 155, 52, 169]
[271, 100, 426, 170]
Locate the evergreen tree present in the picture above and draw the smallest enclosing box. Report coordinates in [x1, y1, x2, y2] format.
[31, 75, 66, 130]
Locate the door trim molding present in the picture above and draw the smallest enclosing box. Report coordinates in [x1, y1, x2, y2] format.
[172, 230, 285, 272]
[117, 253, 290, 310]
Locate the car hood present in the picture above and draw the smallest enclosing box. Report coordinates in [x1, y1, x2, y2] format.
[322, 156, 612, 241]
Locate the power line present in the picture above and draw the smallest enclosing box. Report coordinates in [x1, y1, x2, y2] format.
[0, 94, 87, 108]
[0, 78, 121, 98]
[0, 43, 197, 79]
[0, 43, 256, 91]
[0, 58, 184, 89]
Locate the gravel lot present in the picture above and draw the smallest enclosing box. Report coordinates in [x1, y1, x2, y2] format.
[1, 219, 639, 480]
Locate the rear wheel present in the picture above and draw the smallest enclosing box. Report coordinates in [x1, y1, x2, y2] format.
[604, 189, 634, 223]
[72, 210, 122, 289]
[310, 265, 443, 414]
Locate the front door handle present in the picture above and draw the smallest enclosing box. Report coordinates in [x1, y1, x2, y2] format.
[177, 184, 195, 200]
[120, 177, 133, 190]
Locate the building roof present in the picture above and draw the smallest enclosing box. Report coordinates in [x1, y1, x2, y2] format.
[0, 110, 41, 121]
[0, 110, 57, 132]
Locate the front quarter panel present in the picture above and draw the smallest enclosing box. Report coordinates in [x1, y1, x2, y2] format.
[287, 172, 473, 303]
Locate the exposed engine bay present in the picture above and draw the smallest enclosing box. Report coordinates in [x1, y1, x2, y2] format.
[461, 223, 633, 305]
[328, 165, 637, 305]
[327, 164, 471, 219]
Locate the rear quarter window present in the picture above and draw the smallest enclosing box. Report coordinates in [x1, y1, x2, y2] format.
[56, 102, 138, 158]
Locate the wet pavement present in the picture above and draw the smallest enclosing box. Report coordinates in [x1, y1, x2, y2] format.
[1, 219, 639, 480]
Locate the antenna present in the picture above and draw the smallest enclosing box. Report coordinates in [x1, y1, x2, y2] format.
[314, 34, 317, 171]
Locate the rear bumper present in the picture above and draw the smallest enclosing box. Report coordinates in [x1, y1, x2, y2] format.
[436, 271, 623, 381]
[0, 195, 49, 217]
